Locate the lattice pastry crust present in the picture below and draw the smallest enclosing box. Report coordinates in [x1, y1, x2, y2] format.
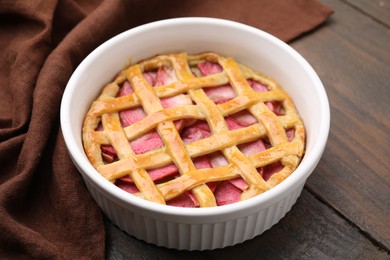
[82, 52, 305, 207]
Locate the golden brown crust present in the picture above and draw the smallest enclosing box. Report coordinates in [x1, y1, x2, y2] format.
[82, 52, 305, 207]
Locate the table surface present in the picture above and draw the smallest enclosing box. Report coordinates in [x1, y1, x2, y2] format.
[104, 0, 390, 259]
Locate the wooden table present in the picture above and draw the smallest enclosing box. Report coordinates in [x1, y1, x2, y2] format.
[105, 0, 390, 258]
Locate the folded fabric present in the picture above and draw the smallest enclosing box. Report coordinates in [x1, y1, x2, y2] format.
[0, 0, 333, 258]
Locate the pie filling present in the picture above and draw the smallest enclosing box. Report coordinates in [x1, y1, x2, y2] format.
[83, 52, 305, 207]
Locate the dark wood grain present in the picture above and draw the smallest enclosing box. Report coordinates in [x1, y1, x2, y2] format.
[344, 0, 390, 26]
[105, 190, 389, 259]
[105, 0, 390, 258]
[291, 0, 390, 250]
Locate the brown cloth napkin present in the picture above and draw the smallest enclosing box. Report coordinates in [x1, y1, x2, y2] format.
[0, 0, 333, 258]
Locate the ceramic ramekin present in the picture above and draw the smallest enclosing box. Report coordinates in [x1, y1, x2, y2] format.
[60, 17, 330, 250]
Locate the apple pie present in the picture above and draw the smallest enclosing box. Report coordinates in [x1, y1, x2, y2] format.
[82, 52, 305, 207]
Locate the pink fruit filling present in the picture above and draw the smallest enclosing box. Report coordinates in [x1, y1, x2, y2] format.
[100, 61, 294, 207]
